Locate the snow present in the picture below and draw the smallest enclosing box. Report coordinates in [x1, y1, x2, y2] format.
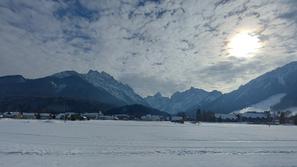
[52, 70, 146, 105]
[0, 120, 297, 167]
[146, 88, 221, 114]
[235, 93, 286, 113]
[84, 70, 146, 105]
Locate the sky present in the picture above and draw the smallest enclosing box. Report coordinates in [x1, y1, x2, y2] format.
[0, 0, 297, 97]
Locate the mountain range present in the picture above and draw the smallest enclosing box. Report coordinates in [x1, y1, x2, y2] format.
[0, 61, 297, 115]
[0, 70, 159, 116]
[146, 61, 297, 114]
[205, 61, 297, 113]
[145, 88, 222, 114]
[52, 70, 148, 106]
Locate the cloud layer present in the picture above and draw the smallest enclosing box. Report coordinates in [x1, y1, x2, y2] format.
[0, 0, 297, 96]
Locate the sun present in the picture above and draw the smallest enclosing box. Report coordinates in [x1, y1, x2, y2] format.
[227, 31, 262, 58]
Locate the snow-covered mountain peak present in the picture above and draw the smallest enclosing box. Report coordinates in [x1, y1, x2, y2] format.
[83, 70, 147, 105]
[51, 70, 147, 106]
[87, 70, 114, 80]
[171, 87, 217, 99]
[146, 87, 222, 114]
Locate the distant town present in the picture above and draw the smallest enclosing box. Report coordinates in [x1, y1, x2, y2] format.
[1, 110, 297, 125]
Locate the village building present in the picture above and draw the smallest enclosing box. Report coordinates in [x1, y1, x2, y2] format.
[3, 112, 18, 118]
[56, 113, 67, 120]
[171, 116, 184, 123]
[82, 112, 103, 120]
[215, 113, 237, 122]
[141, 115, 162, 121]
[22, 113, 36, 119]
[114, 114, 130, 120]
[98, 115, 116, 120]
[240, 111, 268, 122]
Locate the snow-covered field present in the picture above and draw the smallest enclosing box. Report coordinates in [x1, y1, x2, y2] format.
[0, 120, 297, 167]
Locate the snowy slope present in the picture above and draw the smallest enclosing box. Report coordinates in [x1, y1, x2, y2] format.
[145, 87, 222, 114]
[83, 70, 148, 105]
[208, 61, 297, 113]
[52, 70, 148, 106]
[234, 93, 286, 113]
[145, 92, 170, 111]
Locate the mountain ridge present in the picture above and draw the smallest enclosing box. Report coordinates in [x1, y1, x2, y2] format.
[51, 70, 148, 106]
[145, 61, 297, 114]
[1, 61, 297, 114]
[205, 61, 297, 113]
[145, 87, 222, 114]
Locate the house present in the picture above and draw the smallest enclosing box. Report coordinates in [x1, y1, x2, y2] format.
[141, 115, 162, 121]
[55, 112, 76, 120]
[241, 111, 268, 122]
[82, 112, 103, 120]
[241, 112, 268, 119]
[36, 113, 52, 119]
[171, 116, 184, 123]
[22, 113, 36, 119]
[3, 112, 18, 118]
[56, 113, 67, 120]
[68, 113, 84, 121]
[215, 113, 237, 122]
[98, 115, 116, 120]
[115, 114, 130, 120]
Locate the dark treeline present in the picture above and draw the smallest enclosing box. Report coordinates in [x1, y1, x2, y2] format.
[195, 109, 216, 122]
[177, 109, 216, 122]
[0, 96, 113, 113]
[177, 108, 297, 125]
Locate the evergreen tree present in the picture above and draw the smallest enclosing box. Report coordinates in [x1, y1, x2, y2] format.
[177, 112, 186, 120]
[196, 109, 201, 122]
[279, 112, 286, 124]
[294, 115, 297, 125]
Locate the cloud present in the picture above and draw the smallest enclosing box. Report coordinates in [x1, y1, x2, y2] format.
[53, 0, 99, 21]
[1, 0, 297, 96]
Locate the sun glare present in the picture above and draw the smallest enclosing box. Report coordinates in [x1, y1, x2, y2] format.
[228, 31, 262, 58]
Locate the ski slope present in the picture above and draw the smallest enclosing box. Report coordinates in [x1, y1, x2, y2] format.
[0, 120, 297, 167]
[235, 93, 286, 113]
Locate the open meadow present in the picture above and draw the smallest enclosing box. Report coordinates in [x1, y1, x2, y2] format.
[0, 120, 297, 167]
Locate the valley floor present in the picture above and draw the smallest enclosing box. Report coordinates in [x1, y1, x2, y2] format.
[0, 120, 297, 167]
